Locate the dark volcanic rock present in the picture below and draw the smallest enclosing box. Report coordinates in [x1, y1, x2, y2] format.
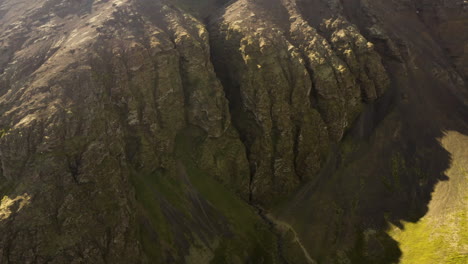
[0, 0, 466, 263]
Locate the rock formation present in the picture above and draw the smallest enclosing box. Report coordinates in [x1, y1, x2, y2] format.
[0, 0, 466, 263]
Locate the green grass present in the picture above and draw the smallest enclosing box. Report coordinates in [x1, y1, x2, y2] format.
[130, 168, 180, 261]
[129, 126, 278, 262]
[388, 131, 468, 264]
[182, 161, 277, 263]
[175, 126, 279, 263]
[389, 210, 468, 264]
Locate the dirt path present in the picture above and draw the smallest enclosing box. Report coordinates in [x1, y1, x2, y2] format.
[264, 213, 317, 264]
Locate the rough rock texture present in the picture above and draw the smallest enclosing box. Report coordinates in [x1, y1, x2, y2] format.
[0, 0, 466, 263]
[0, 0, 262, 262]
[209, 0, 389, 203]
[279, 0, 468, 263]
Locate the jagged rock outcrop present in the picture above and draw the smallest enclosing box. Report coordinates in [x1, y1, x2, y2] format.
[209, 0, 389, 203]
[0, 0, 466, 263]
[279, 0, 468, 263]
[0, 0, 256, 262]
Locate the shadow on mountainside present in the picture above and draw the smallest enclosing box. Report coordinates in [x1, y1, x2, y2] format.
[204, 0, 467, 262]
[277, 56, 467, 264]
[275, 1, 468, 263]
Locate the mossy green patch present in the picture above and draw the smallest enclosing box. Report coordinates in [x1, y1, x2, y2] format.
[180, 161, 277, 263]
[130, 168, 177, 261]
[175, 126, 279, 262]
[129, 125, 278, 262]
[388, 210, 468, 264]
[388, 131, 468, 264]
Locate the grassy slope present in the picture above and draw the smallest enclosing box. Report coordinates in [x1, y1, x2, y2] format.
[131, 126, 279, 263]
[388, 131, 468, 264]
[175, 127, 279, 263]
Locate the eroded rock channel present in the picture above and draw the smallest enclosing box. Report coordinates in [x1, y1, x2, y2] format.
[0, 0, 466, 263]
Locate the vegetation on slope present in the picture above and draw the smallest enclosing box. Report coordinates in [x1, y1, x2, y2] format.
[389, 131, 468, 264]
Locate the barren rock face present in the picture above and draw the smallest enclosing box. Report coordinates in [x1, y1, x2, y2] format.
[0, 0, 466, 263]
[209, 0, 392, 203]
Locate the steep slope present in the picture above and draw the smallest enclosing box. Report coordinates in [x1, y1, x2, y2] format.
[276, 0, 468, 263]
[388, 131, 467, 264]
[0, 0, 275, 262]
[209, 0, 389, 204]
[414, 0, 468, 80]
[0, 0, 466, 263]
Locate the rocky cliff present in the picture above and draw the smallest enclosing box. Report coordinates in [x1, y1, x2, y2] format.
[0, 0, 466, 263]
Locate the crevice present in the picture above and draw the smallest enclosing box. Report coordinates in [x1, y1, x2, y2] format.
[206, 20, 259, 203]
[67, 153, 83, 185]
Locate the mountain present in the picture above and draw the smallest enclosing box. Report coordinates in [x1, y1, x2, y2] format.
[0, 0, 466, 263]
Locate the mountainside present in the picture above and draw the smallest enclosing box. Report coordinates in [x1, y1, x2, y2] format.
[0, 0, 466, 263]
